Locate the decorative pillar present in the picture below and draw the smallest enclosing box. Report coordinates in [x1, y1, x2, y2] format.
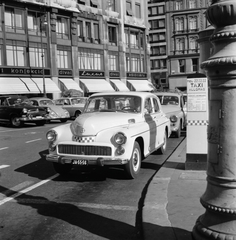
[192, 0, 236, 239]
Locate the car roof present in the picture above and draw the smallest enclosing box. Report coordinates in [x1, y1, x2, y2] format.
[154, 91, 183, 97]
[89, 91, 158, 99]
[28, 97, 52, 100]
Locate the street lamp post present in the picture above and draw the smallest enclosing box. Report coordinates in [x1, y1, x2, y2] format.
[40, 14, 47, 97]
[193, 1, 236, 239]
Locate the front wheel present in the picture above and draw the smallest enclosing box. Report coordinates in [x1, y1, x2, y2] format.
[74, 111, 81, 118]
[53, 163, 72, 175]
[10, 115, 22, 127]
[124, 141, 141, 179]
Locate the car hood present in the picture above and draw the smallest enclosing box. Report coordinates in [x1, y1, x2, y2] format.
[70, 112, 140, 136]
[161, 105, 181, 115]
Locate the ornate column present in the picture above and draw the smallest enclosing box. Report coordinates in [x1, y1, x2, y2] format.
[192, 0, 236, 239]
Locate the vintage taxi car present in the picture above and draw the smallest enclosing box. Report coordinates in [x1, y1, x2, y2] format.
[54, 97, 87, 119]
[46, 92, 171, 179]
[154, 91, 186, 138]
[0, 96, 47, 127]
[26, 97, 70, 123]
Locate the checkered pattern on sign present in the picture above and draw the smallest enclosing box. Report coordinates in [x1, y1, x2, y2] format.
[73, 136, 95, 143]
[187, 120, 208, 126]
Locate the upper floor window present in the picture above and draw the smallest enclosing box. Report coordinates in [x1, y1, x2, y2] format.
[77, 20, 83, 40]
[5, 7, 24, 33]
[56, 16, 70, 39]
[90, 0, 98, 8]
[29, 42, 48, 68]
[86, 22, 91, 40]
[151, 46, 166, 56]
[150, 32, 166, 42]
[189, 37, 198, 49]
[27, 11, 47, 36]
[107, 0, 115, 11]
[151, 59, 166, 69]
[189, 0, 197, 9]
[189, 16, 197, 30]
[94, 23, 100, 43]
[77, 0, 85, 5]
[148, 5, 165, 16]
[149, 19, 165, 30]
[176, 38, 185, 51]
[126, 29, 144, 49]
[175, 18, 184, 31]
[179, 59, 185, 72]
[108, 25, 117, 45]
[175, 0, 183, 10]
[126, 53, 145, 72]
[126, 1, 133, 16]
[192, 58, 198, 72]
[135, 3, 141, 18]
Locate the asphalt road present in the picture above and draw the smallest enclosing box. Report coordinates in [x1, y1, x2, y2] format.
[0, 121, 185, 240]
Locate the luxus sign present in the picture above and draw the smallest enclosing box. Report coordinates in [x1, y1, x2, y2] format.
[186, 73, 208, 170]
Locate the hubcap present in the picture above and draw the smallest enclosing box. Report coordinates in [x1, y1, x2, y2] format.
[132, 148, 140, 172]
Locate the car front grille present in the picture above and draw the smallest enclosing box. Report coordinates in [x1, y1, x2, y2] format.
[58, 144, 112, 156]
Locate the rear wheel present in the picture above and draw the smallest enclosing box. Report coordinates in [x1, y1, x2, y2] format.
[74, 111, 81, 118]
[10, 115, 22, 127]
[36, 120, 45, 126]
[124, 141, 141, 179]
[60, 119, 67, 123]
[53, 163, 72, 175]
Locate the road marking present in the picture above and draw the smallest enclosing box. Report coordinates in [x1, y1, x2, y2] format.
[25, 138, 42, 143]
[0, 165, 10, 169]
[0, 174, 59, 206]
[0, 147, 9, 150]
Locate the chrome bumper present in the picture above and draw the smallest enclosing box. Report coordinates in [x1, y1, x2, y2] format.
[46, 154, 128, 166]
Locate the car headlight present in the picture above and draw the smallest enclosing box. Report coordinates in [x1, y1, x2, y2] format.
[170, 115, 178, 122]
[64, 110, 70, 116]
[113, 132, 127, 145]
[22, 108, 28, 114]
[46, 130, 57, 142]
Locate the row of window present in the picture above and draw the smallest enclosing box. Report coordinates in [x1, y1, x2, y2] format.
[175, 0, 197, 10]
[126, 1, 141, 18]
[148, 5, 165, 16]
[174, 16, 198, 32]
[1, 40, 146, 73]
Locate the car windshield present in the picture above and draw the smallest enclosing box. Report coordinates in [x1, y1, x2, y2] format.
[84, 95, 142, 113]
[157, 95, 179, 106]
[39, 99, 54, 105]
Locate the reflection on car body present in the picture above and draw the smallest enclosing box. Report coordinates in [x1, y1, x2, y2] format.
[46, 92, 171, 179]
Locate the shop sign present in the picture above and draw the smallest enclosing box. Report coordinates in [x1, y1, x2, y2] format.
[79, 71, 104, 77]
[127, 73, 147, 78]
[0, 67, 50, 76]
[109, 72, 120, 77]
[59, 69, 73, 76]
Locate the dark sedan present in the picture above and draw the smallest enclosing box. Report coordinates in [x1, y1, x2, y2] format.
[0, 96, 48, 127]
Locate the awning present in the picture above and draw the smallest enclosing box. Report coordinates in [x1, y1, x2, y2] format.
[59, 78, 83, 92]
[110, 79, 130, 91]
[0, 78, 30, 94]
[127, 80, 156, 92]
[80, 79, 115, 93]
[31, 78, 61, 93]
[20, 78, 41, 93]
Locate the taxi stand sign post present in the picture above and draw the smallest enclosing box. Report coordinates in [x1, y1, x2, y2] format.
[185, 73, 208, 170]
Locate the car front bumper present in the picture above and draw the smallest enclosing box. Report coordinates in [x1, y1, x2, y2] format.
[46, 154, 129, 166]
[20, 116, 45, 122]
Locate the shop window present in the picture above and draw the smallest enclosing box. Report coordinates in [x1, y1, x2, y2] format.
[78, 48, 104, 70]
[57, 46, 72, 69]
[108, 51, 119, 71]
[29, 42, 48, 68]
[6, 40, 26, 66]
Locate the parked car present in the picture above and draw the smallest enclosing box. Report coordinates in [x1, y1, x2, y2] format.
[0, 96, 47, 127]
[154, 91, 186, 138]
[54, 97, 87, 119]
[25, 97, 70, 123]
[46, 92, 171, 179]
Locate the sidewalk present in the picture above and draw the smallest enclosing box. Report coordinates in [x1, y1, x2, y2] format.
[142, 138, 207, 240]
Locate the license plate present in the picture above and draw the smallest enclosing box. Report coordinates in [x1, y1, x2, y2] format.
[72, 159, 88, 165]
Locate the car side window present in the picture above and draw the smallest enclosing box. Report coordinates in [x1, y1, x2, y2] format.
[144, 98, 152, 114]
[153, 98, 160, 112]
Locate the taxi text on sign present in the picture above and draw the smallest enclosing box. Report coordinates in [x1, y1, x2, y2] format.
[186, 74, 208, 170]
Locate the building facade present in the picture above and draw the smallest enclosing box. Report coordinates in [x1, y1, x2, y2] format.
[148, 0, 212, 91]
[0, 0, 152, 98]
